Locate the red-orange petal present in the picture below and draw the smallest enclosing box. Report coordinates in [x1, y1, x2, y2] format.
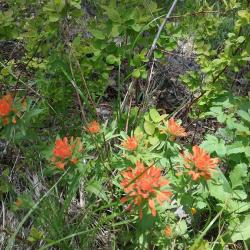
[148, 199, 156, 216]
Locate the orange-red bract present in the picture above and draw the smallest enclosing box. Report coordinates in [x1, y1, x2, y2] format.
[120, 161, 172, 219]
[181, 145, 219, 181]
[53, 137, 72, 160]
[86, 120, 100, 134]
[51, 137, 83, 170]
[0, 94, 14, 125]
[165, 225, 172, 237]
[121, 136, 138, 151]
[161, 118, 187, 138]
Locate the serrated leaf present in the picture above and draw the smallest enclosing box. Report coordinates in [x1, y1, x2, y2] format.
[201, 134, 226, 157]
[231, 214, 250, 242]
[228, 201, 250, 213]
[227, 142, 245, 155]
[196, 201, 207, 209]
[232, 190, 247, 200]
[229, 163, 248, 189]
[208, 169, 232, 202]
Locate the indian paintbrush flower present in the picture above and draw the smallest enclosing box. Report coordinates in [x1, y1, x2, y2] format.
[120, 161, 172, 219]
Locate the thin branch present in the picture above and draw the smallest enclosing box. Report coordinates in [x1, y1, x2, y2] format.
[68, 53, 86, 121]
[71, 50, 98, 118]
[147, 0, 178, 59]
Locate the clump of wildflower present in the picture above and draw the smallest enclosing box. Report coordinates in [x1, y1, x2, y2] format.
[53, 137, 72, 159]
[51, 137, 83, 170]
[161, 117, 187, 139]
[181, 145, 219, 181]
[0, 94, 14, 125]
[164, 225, 172, 237]
[120, 161, 172, 219]
[121, 136, 138, 151]
[86, 120, 100, 134]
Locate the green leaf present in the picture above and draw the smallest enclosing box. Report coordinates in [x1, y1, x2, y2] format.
[105, 8, 121, 22]
[1, 67, 10, 76]
[90, 29, 105, 40]
[208, 169, 232, 202]
[144, 121, 155, 135]
[229, 163, 248, 189]
[193, 240, 210, 250]
[232, 190, 247, 200]
[201, 134, 226, 157]
[238, 110, 250, 123]
[132, 69, 141, 78]
[227, 142, 245, 155]
[175, 220, 187, 236]
[131, 23, 141, 32]
[110, 24, 121, 37]
[134, 126, 144, 138]
[149, 109, 162, 123]
[231, 214, 250, 242]
[70, 1, 81, 9]
[228, 200, 250, 213]
[141, 70, 148, 79]
[237, 36, 245, 43]
[86, 180, 108, 202]
[238, 10, 250, 22]
[27, 227, 43, 242]
[48, 15, 59, 23]
[106, 54, 117, 65]
[148, 136, 159, 146]
[196, 201, 207, 209]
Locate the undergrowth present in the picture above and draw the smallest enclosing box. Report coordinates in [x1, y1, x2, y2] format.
[0, 0, 250, 249]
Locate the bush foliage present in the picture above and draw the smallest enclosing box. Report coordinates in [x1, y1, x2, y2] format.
[0, 0, 250, 249]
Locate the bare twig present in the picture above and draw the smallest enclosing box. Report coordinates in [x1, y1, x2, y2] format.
[68, 53, 86, 121]
[125, 97, 133, 133]
[70, 50, 98, 118]
[147, 0, 178, 59]
[120, 79, 135, 112]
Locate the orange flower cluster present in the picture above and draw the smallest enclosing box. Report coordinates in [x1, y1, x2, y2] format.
[165, 225, 172, 237]
[121, 136, 138, 151]
[0, 94, 15, 125]
[181, 145, 219, 181]
[51, 137, 83, 170]
[120, 162, 172, 219]
[161, 117, 187, 138]
[86, 120, 100, 134]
